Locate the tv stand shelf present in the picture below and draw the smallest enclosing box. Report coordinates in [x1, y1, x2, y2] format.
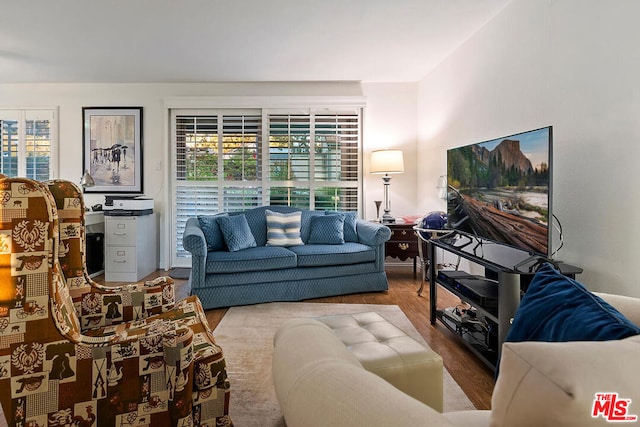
[428, 231, 581, 371]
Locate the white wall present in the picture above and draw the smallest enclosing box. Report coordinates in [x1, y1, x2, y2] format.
[417, 0, 640, 297]
[361, 83, 419, 222]
[0, 81, 419, 268]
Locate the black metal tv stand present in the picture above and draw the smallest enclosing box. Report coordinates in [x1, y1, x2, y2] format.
[427, 231, 582, 371]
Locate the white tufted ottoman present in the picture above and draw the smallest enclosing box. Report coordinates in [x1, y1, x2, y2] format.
[314, 311, 444, 412]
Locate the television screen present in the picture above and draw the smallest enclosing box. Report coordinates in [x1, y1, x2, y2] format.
[446, 126, 552, 256]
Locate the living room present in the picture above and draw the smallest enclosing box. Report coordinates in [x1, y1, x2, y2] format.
[2, 1, 639, 300]
[1, 1, 639, 426]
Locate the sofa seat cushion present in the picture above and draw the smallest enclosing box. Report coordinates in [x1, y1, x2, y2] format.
[206, 246, 297, 273]
[288, 242, 375, 267]
[314, 312, 444, 411]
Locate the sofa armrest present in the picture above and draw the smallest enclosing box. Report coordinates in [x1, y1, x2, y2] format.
[183, 217, 207, 257]
[356, 220, 391, 246]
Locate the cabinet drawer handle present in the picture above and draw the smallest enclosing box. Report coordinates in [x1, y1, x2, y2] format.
[113, 232, 127, 236]
[113, 260, 127, 263]
[401, 230, 407, 235]
[398, 243, 409, 250]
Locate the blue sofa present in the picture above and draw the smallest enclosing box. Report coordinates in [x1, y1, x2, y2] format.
[182, 205, 391, 309]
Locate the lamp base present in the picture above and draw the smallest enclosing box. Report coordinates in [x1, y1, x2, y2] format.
[382, 213, 395, 224]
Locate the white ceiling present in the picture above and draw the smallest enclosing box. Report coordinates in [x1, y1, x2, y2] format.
[0, 0, 510, 84]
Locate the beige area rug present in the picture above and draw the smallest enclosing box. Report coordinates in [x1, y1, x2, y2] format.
[212, 302, 475, 426]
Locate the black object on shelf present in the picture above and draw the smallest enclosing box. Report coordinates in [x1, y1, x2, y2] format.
[428, 230, 581, 372]
[86, 232, 104, 274]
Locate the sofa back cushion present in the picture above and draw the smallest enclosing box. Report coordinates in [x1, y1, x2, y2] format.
[325, 210, 358, 242]
[237, 206, 296, 246]
[232, 206, 324, 246]
[491, 336, 640, 427]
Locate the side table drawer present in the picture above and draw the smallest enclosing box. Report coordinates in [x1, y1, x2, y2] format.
[384, 223, 420, 264]
[386, 240, 419, 259]
[105, 246, 137, 273]
[388, 226, 418, 242]
[388, 240, 418, 253]
[106, 218, 137, 246]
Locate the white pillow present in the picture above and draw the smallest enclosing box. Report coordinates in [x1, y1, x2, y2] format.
[490, 335, 640, 426]
[266, 210, 304, 247]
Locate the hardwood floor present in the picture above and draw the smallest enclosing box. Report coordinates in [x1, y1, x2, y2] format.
[110, 264, 495, 410]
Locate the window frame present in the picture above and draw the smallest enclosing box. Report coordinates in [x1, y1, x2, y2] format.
[0, 107, 59, 180]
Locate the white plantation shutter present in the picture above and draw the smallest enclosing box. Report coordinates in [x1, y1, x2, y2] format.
[312, 113, 359, 211]
[268, 114, 311, 181]
[175, 115, 219, 182]
[0, 108, 57, 180]
[222, 115, 261, 181]
[266, 111, 361, 211]
[170, 104, 362, 266]
[221, 186, 262, 211]
[173, 110, 264, 260]
[174, 184, 219, 258]
[314, 114, 359, 182]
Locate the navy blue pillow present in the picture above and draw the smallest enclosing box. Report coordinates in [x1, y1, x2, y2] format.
[325, 210, 358, 242]
[506, 263, 640, 343]
[308, 214, 345, 245]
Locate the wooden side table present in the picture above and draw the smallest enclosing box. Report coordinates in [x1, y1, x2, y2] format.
[384, 223, 420, 274]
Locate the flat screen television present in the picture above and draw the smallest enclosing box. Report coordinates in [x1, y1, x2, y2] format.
[446, 126, 553, 257]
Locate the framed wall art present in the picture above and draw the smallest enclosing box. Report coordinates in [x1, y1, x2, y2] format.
[82, 107, 143, 193]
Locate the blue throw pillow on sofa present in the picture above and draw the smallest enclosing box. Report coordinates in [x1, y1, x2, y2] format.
[198, 213, 228, 251]
[506, 263, 640, 343]
[308, 214, 345, 245]
[325, 210, 357, 242]
[217, 214, 258, 252]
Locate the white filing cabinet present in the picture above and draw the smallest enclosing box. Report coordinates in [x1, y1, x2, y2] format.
[104, 213, 157, 282]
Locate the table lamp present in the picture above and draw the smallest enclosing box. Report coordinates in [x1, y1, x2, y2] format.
[370, 149, 404, 223]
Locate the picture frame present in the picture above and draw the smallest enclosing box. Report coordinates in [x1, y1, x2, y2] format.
[82, 107, 143, 193]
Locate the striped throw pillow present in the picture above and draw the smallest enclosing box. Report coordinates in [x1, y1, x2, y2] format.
[266, 210, 304, 247]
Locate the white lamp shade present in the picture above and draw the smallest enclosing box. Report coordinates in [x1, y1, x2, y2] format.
[370, 149, 404, 174]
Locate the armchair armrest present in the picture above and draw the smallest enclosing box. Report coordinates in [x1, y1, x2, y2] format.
[73, 276, 177, 331]
[356, 220, 392, 246]
[183, 217, 208, 257]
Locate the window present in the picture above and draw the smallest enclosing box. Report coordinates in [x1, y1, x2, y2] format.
[0, 109, 57, 180]
[170, 105, 362, 264]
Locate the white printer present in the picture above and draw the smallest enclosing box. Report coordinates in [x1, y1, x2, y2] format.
[103, 195, 154, 216]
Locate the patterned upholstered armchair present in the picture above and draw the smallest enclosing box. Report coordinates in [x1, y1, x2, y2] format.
[44, 179, 176, 326]
[0, 177, 232, 427]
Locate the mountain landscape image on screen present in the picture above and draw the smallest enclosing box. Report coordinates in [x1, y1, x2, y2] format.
[447, 127, 551, 256]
